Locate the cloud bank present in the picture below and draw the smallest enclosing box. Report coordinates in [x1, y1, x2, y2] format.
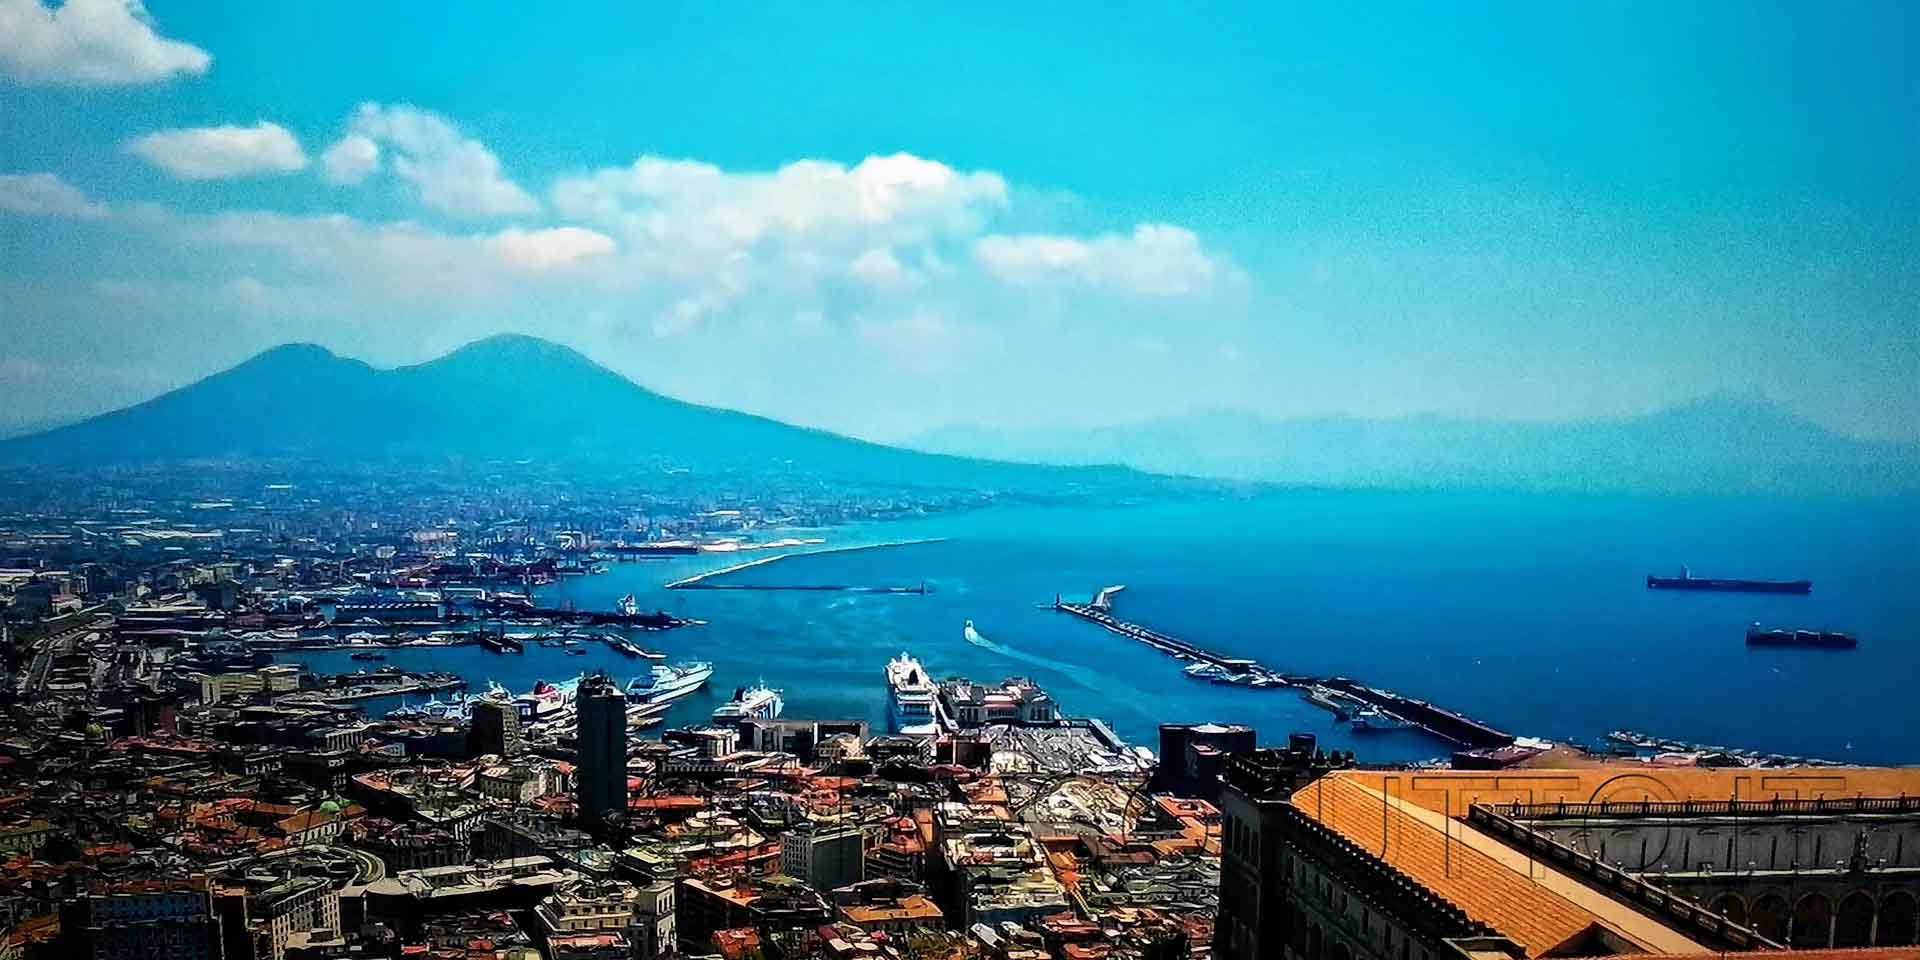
[0, 0, 210, 86]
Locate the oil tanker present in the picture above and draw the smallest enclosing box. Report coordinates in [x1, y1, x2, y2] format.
[1646, 566, 1810, 595]
[1747, 623, 1855, 649]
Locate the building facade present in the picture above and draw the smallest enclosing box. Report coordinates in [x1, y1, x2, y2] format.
[575, 672, 628, 835]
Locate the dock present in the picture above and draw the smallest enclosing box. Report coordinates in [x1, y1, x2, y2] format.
[664, 538, 949, 590]
[667, 582, 926, 594]
[1053, 592, 1515, 751]
[1054, 597, 1294, 677]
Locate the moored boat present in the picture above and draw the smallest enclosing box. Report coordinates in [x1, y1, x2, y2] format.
[886, 652, 941, 736]
[627, 661, 714, 705]
[713, 682, 783, 722]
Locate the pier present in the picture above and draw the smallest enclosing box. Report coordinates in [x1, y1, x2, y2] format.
[1053, 591, 1515, 751]
[1054, 597, 1283, 674]
[664, 537, 949, 590]
[667, 583, 926, 593]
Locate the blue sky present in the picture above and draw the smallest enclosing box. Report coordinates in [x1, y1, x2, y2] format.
[1, 0, 1915, 441]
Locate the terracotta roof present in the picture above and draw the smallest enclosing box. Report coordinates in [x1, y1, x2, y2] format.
[1293, 773, 1601, 956]
[841, 894, 942, 924]
[1314, 766, 1920, 818]
[1292, 766, 1920, 958]
[1604, 953, 1920, 960]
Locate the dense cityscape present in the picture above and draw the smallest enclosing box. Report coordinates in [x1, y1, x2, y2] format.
[0, 467, 1915, 960]
[4, 2, 1917, 960]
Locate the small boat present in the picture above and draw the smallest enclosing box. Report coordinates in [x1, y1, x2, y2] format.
[349, 651, 386, 661]
[963, 619, 992, 648]
[1351, 707, 1414, 732]
[1303, 685, 1354, 720]
[565, 647, 587, 656]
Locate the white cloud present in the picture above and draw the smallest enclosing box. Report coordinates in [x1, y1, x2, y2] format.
[0, 171, 110, 218]
[849, 247, 912, 289]
[335, 103, 537, 217]
[0, 0, 209, 86]
[975, 223, 1224, 296]
[488, 226, 616, 273]
[551, 152, 1006, 271]
[318, 134, 379, 185]
[124, 122, 307, 181]
[154, 207, 615, 303]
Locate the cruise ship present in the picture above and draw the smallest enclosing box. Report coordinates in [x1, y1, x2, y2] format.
[712, 682, 783, 722]
[627, 661, 714, 705]
[513, 678, 578, 721]
[886, 652, 942, 737]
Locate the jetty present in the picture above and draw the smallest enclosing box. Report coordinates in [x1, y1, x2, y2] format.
[1053, 591, 1515, 751]
[1055, 596, 1277, 675]
[664, 537, 949, 591]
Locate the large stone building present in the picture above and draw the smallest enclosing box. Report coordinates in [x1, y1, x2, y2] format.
[781, 821, 866, 894]
[63, 877, 214, 960]
[1217, 756, 1920, 960]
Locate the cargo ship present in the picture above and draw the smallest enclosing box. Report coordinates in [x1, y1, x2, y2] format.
[1747, 623, 1856, 649]
[1646, 566, 1811, 595]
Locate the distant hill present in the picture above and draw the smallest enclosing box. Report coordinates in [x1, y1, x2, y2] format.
[908, 399, 1920, 495]
[0, 335, 1156, 495]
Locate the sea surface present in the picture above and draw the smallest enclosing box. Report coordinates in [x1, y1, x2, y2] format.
[284, 490, 1920, 766]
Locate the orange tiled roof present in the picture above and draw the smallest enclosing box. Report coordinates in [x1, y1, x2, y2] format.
[1316, 766, 1920, 818]
[1292, 772, 1600, 956]
[1292, 766, 1920, 957]
[1605, 952, 1920, 960]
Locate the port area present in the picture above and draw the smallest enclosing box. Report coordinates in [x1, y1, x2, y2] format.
[278, 668, 467, 708]
[663, 537, 948, 591]
[1053, 588, 1514, 752]
[1606, 729, 1842, 766]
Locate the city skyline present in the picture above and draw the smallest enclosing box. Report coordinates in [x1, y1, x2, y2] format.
[2, 1, 1916, 443]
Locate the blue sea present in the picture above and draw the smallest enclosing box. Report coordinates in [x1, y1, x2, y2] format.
[284, 490, 1920, 766]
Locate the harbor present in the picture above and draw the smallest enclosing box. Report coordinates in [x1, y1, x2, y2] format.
[1053, 587, 1517, 751]
[1606, 729, 1844, 767]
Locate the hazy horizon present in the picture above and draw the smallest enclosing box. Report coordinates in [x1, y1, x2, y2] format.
[3, 2, 1916, 445]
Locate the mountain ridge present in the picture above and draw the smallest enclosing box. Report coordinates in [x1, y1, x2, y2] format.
[7, 336, 1914, 496]
[907, 399, 1920, 495]
[0, 336, 1156, 495]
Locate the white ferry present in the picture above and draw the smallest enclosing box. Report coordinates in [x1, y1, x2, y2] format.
[627, 661, 713, 705]
[712, 682, 783, 722]
[513, 677, 578, 721]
